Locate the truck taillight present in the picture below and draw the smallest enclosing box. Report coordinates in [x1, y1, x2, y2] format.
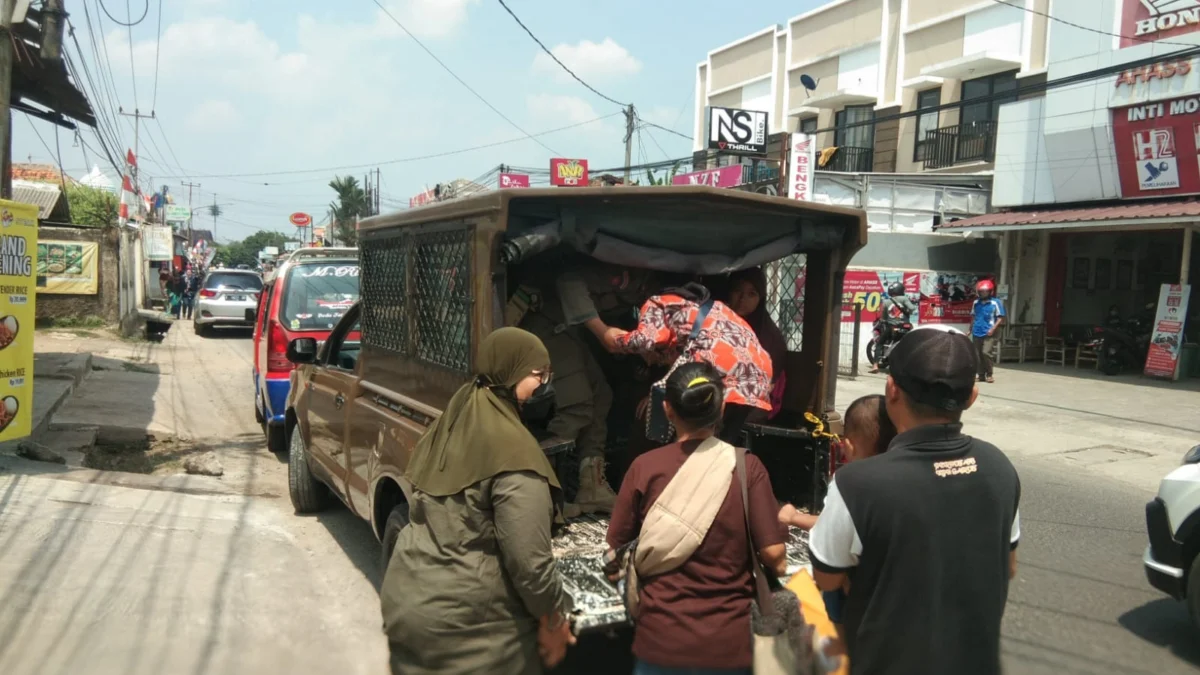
[267, 320, 291, 373]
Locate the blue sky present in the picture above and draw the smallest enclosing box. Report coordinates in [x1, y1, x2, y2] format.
[15, 0, 821, 241]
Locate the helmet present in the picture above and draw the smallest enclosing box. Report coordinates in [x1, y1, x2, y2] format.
[976, 279, 995, 295]
[886, 282, 906, 297]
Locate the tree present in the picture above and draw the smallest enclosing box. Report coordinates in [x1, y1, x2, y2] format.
[66, 184, 119, 227]
[328, 175, 367, 246]
[213, 230, 292, 268]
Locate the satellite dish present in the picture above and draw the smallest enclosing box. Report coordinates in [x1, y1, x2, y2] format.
[799, 74, 818, 92]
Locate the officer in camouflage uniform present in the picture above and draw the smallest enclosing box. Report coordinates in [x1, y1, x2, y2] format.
[508, 258, 650, 516]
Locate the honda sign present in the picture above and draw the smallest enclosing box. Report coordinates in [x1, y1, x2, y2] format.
[707, 106, 768, 155]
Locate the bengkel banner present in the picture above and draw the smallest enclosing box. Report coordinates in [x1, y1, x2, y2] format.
[550, 158, 588, 187]
[839, 270, 983, 325]
[1144, 283, 1192, 379]
[671, 165, 744, 188]
[499, 173, 530, 189]
[788, 133, 815, 201]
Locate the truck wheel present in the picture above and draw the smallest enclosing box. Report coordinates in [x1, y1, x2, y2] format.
[1189, 554, 1200, 630]
[288, 425, 330, 514]
[254, 396, 265, 424]
[380, 503, 411, 573]
[267, 422, 287, 454]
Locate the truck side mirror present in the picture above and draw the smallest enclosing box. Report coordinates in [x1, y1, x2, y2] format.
[287, 337, 319, 364]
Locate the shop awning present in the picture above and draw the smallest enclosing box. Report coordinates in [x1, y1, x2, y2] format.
[935, 200, 1200, 232]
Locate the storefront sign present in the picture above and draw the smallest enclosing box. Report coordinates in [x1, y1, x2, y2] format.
[1144, 283, 1191, 379]
[671, 165, 744, 188]
[788, 133, 816, 201]
[164, 205, 191, 223]
[289, 212, 312, 227]
[839, 270, 982, 325]
[144, 225, 173, 261]
[1120, 0, 1200, 49]
[707, 107, 768, 154]
[0, 201, 37, 442]
[1112, 96, 1200, 196]
[499, 173, 530, 188]
[550, 158, 588, 187]
[409, 189, 435, 208]
[1115, 59, 1192, 87]
[841, 271, 919, 323]
[36, 240, 98, 295]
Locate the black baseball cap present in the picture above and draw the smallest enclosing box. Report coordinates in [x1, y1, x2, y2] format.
[888, 326, 979, 411]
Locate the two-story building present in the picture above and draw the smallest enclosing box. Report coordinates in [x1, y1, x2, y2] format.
[691, 0, 1052, 367]
[941, 0, 1200, 379]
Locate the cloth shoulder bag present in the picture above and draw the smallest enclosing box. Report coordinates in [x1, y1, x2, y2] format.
[611, 436, 737, 619]
[735, 449, 832, 675]
[646, 299, 714, 443]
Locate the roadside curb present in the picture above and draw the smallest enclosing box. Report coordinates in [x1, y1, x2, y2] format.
[0, 453, 277, 499]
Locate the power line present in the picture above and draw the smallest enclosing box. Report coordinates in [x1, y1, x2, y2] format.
[494, 0, 629, 108]
[368, 0, 560, 156]
[640, 124, 673, 162]
[988, 0, 1200, 48]
[638, 119, 691, 141]
[123, 0, 139, 110]
[169, 112, 620, 178]
[98, 0, 149, 26]
[151, 0, 162, 109]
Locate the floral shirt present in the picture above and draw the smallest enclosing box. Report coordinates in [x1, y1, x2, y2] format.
[617, 294, 773, 411]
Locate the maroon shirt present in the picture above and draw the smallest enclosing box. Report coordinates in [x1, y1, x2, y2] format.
[606, 440, 786, 669]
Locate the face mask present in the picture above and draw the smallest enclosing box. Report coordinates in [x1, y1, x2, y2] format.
[519, 382, 557, 426]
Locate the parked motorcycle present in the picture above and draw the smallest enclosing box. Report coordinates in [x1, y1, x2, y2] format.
[866, 318, 913, 370]
[1094, 304, 1154, 376]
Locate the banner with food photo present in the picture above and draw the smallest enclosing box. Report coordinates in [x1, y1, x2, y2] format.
[36, 240, 99, 295]
[0, 200, 38, 441]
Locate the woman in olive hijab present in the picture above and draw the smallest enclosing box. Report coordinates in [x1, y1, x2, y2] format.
[382, 328, 575, 675]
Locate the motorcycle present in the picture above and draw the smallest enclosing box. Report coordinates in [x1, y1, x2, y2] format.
[1094, 305, 1154, 376]
[866, 318, 913, 370]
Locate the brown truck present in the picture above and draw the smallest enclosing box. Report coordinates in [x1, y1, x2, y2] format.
[282, 186, 866, 632]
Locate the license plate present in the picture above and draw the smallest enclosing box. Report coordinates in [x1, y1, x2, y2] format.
[227, 294, 246, 302]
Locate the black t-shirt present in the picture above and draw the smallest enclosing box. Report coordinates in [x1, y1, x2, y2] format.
[809, 423, 1020, 675]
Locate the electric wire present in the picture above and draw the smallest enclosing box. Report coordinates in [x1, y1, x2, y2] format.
[494, 0, 630, 108]
[98, 0, 148, 26]
[151, 0, 162, 109]
[989, 0, 1200, 48]
[368, 0, 560, 156]
[638, 119, 691, 141]
[122, 0, 139, 110]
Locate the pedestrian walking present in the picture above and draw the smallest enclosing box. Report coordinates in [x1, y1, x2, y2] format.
[971, 279, 1005, 383]
[380, 328, 575, 675]
[808, 326, 1020, 675]
[605, 362, 788, 675]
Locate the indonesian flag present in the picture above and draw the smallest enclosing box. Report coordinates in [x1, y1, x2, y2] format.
[119, 174, 135, 226]
[126, 149, 137, 168]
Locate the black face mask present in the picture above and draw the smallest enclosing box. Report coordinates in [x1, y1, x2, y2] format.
[519, 382, 557, 426]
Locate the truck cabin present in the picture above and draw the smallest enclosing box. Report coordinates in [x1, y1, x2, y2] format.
[356, 187, 866, 509]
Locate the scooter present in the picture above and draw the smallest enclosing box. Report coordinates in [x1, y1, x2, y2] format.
[866, 318, 912, 370]
[1094, 306, 1153, 376]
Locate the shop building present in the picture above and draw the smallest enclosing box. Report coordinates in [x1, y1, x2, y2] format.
[690, 0, 1052, 366]
[941, 0, 1200, 371]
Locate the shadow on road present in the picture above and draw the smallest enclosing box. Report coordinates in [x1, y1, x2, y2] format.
[1119, 598, 1200, 666]
[310, 503, 385, 590]
[197, 327, 254, 341]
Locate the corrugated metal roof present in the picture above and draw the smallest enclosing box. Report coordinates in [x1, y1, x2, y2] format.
[938, 199, 1200, 231]
[12, 183, 62, 219]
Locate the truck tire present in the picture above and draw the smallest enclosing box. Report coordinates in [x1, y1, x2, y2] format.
[254, 396, 264, 424]
[288, 425, 330, 514]
[1189, 554, 1200, 630]
[380, 503, 411, 573]
[267, 422, 287, 454]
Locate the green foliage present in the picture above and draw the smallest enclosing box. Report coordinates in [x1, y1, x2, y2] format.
[66, 184, 119, 228]
[213, 230, 292, 268]
[642, 162, 682, 187]
[328, 175, 367, 246]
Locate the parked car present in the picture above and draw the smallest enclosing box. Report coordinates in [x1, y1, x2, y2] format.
[251, 247, 359, 452]
[281, 187, 866, 634]
[1144, 445, 1200, 629]
[193, 269, 263, 336]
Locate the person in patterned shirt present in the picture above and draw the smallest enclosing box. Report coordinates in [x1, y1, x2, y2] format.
[609, 282, 773, 445]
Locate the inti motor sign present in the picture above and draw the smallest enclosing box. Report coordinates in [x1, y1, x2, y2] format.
[1112, 93, 1200, 197]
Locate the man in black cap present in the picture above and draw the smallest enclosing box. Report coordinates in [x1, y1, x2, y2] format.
[809, 325, 1020, 675]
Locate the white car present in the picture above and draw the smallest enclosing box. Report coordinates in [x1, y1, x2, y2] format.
[194, 269, 262, 336]
[1144, 445, 1200, 628]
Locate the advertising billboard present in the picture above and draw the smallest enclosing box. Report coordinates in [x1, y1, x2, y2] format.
[499, 173, 530, 188]
[1119, 0, 1200, 49]
[1112, 96, 1200, 197]
[788, 133, 816, 201]
[707, 107, 768, 154]
[671, 165, 744, 188]
[550, 158, 589, 187]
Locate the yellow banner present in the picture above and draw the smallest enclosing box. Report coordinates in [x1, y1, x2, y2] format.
[36, 240, 98, 295]
[0, 200, 38, 442]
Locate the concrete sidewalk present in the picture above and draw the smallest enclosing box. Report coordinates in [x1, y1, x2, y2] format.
[837, 363, 1200, 494]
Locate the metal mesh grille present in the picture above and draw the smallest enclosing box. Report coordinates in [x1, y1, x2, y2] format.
[764, 254, 806, 352]
[412, 229, 473, 372]
[360, 235, 409, 354]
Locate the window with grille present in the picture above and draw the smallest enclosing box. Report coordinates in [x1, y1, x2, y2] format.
[360, 235, 409, 354]
[412, 228, 473, 372]
[764, 254, 807, 352]
[914, 88, 941, 162]
[799, 117, 818, 134]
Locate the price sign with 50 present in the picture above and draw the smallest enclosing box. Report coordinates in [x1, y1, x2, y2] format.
[844, 290, 883, 313]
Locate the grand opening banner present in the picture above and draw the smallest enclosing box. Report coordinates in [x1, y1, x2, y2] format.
[0, 200, 37, 441]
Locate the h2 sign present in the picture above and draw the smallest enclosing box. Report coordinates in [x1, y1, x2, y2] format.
[707, 107, 768, 155]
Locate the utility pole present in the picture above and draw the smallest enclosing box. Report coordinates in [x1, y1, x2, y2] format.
[211, 194, 217, 240]
[118, 108, 155, 191]
[0, 0, 17, 199]
[181, 180, 200, 245]
[623, 104, 635, 185]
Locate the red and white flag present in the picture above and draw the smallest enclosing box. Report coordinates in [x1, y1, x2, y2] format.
[126, 149, 137, 169]
[119, 174, 135, 226]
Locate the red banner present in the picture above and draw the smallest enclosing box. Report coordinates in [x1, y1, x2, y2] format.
[1145, 283, 1192, 379]
[499, 173, 530, 188]
[840, 271, 919, 323]
[1112, 96, 1200, 198]
[1118, 0, 1200, 49]
[550, 158, 588, 187]
[840, 270, 983, 325]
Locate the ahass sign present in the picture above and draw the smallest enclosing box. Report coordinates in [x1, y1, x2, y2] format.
[707, 107, 768, 155]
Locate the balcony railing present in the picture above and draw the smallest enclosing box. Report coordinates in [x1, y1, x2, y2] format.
[820, 146, 875, 173]
[922, 120, 998, 170]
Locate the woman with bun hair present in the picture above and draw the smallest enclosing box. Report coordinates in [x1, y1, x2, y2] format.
[606, 362, 787, 675]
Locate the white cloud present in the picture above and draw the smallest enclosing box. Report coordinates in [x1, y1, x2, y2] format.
[380, 0, 478, 39]
[532, 38, 641, 83]
[186, 100, 239, 131]
[527, 94, 602, 125]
